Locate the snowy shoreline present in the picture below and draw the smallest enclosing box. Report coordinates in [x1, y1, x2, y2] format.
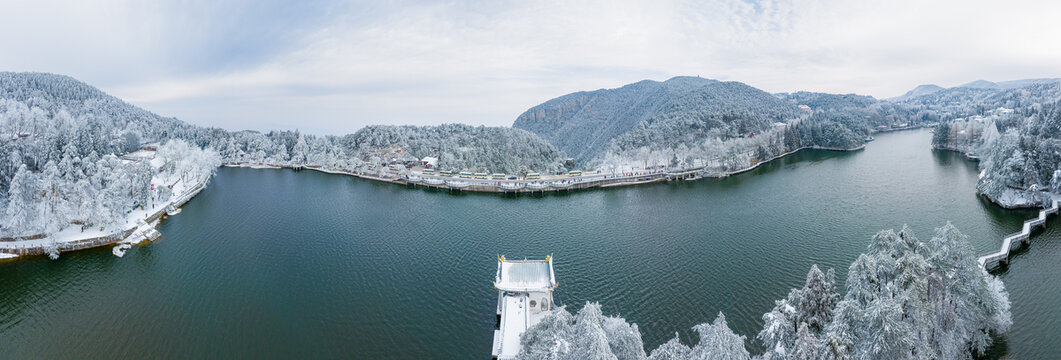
[933, 147, 1047, 210]
[0, 176, 208, 261]
[932, 144, 1061, 268]
[705, 144, 865, 178]
[222, 142, 866, 196]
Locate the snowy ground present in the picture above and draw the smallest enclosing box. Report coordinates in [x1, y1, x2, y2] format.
[0, 183, 193, 250]
[0, 152, 205, 257]
[305, 167, 353, 176]
[994, 188, 1038, 208]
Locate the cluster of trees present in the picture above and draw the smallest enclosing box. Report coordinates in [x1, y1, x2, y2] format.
[925, 81, 1061, 207]
[932, 113, 1001, 154]
[783, 113, 864, 150]
[595, 111, 872, 174]
[778, 91, 928, 127]
[2, 138, 217, 238]
[596, 113, 790, 173]
[212, 124, 566, 175]
[518, 223, 1011, 359]
[341, 124, 565, 174]
[975, 123, 1061, 207]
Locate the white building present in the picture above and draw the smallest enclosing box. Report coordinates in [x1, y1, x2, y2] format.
[491, 255, 557, 359]
[420, 156, 438, 168]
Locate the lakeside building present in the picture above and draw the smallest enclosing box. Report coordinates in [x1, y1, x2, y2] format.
[491, 255, 557, 359]
[420, 156, 438, 168]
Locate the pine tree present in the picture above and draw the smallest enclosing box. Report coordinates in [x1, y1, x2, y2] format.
[690, 313, 751, 360]
[799, 265, 838, 333]
[3, 164, 35, 235]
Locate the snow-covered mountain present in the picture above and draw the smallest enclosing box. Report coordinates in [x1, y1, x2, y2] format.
[894, 78, 1061, 104]
[957, 79, 1000, 89]
[513, 76, 803, 164]
[954, 78, 1059, 90]
[514, 76, 932, 169]
[889, 84, 944, 101]
[996, 78, 1061, 90]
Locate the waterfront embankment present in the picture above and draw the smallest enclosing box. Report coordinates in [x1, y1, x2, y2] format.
[0, 179, 207, 261]
[224, 144, 866, 195]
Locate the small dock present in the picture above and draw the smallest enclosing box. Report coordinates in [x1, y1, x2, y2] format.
[978, 198, 1060, 269]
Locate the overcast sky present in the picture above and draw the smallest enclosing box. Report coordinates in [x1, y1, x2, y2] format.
[2, 0, 1059, 134]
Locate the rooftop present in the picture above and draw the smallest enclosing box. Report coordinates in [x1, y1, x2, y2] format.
[494, 255, 556, 292]
[492, 255, 557, 359]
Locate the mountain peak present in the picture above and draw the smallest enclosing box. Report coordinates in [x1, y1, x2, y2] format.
[957, 80, 999, 89]
[512, 77, 799, 163]
[890, 84, 944, 101]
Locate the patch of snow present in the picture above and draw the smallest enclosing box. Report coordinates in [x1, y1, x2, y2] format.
[995, 188, 1036, 208]
[112, 244, 131, 257]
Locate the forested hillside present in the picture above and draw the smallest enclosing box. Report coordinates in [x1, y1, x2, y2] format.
[593, 90, 927, 172]
[900, 82, 1061, 119]
[0, 73, 219, 237]
[0, 73, 564, 237]
[923, 80, 1061, 207]
[513, 77, 803, 164]
[516, 77, 934, 172]
[340, 124, 563, 174]
[890, 84, 944, 101]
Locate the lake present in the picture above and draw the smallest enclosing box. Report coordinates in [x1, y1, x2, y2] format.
[1, 128, 1054, 358]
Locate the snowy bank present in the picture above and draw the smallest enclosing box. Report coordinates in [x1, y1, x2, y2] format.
[987, 188, 1042, 209]
[704, 144, 864, 178]
[0, 141, 215, 260]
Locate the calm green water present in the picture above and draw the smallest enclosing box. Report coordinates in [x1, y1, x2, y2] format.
[1, 128, 1056, 358]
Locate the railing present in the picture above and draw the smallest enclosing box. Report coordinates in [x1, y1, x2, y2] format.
[978, 199, 1060, 269]
[498, 183, 525, 190]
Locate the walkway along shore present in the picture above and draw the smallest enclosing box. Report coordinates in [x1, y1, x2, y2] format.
[0, 179, 208, 261]
[978, 198, 1060, 270]
[933, 147, 1061, 270]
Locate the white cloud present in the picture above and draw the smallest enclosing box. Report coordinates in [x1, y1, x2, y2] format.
[2, 0, 1060, 134]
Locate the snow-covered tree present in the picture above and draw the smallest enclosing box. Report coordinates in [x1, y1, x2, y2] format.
[521, 224, 1009, 359]
[3, 164, 36, 235]
[688, 313, 750, 360]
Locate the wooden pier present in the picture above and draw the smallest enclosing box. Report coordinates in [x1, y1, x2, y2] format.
[978, 199, 1060, 269]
